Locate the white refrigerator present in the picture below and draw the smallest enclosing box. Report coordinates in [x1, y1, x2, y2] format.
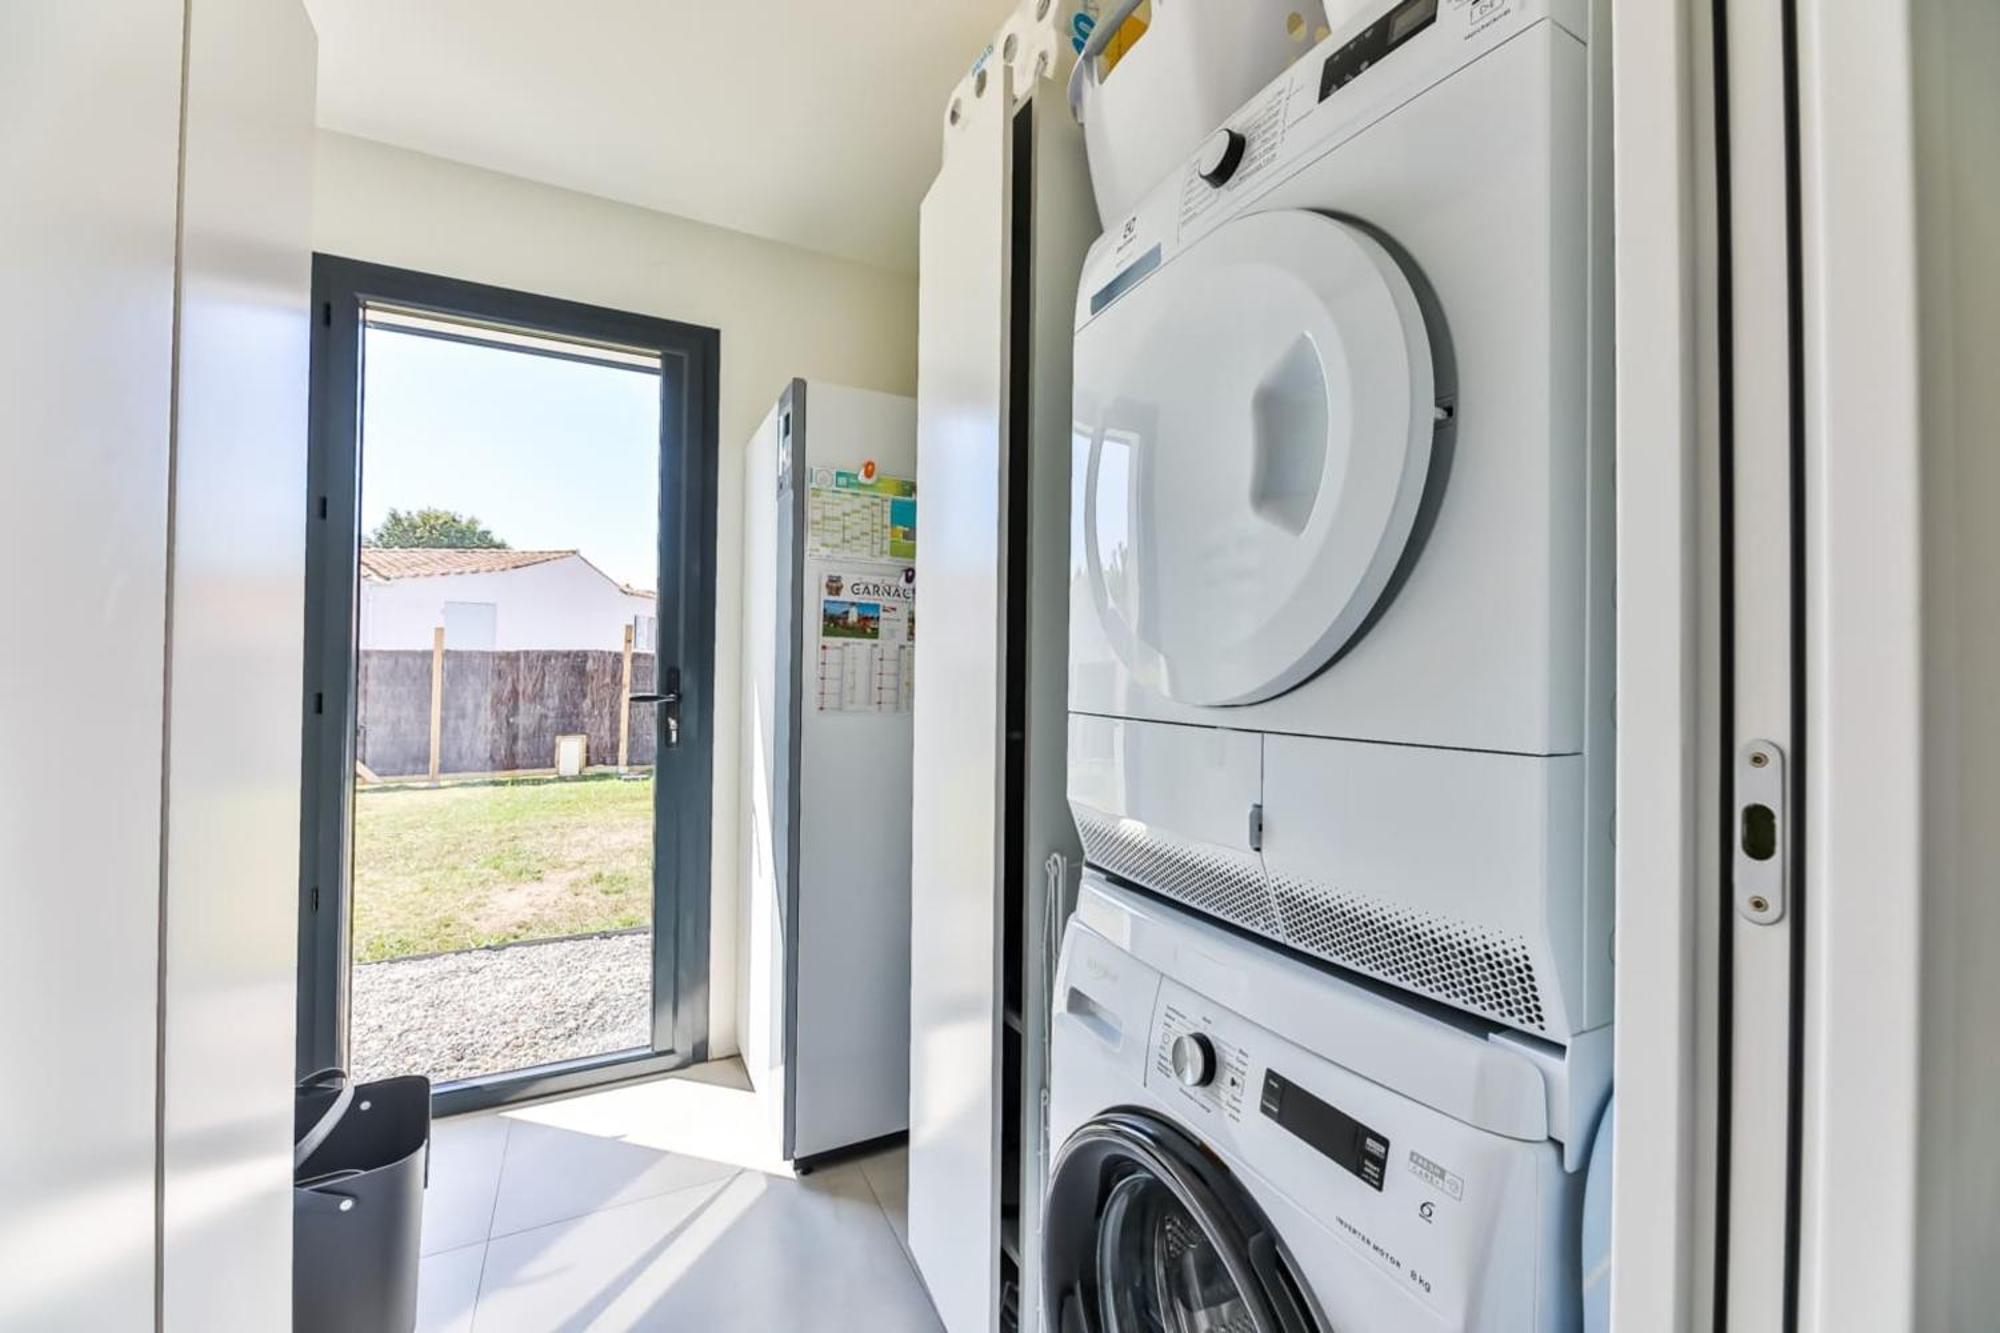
[740, 379, 919, 1162]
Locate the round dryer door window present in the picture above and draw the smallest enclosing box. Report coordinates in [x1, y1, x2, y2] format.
[1075, 210, 1442, 706]
[1044, 1112, 1321, 1333]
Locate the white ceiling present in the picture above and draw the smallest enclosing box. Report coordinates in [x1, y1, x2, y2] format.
[305, 0, 1019, 272]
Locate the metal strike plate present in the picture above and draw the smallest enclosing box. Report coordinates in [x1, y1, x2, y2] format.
[1734, 741, 1788, 924]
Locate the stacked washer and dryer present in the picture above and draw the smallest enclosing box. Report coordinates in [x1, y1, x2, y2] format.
[1046, 1, 1613, 1329]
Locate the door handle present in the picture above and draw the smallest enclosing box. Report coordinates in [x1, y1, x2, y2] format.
[632, 668, 683, 748]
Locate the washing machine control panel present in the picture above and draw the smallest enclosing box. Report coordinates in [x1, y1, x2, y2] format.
[1157, 994, 1391, 1191]
[1086, 872, 1577, 1327]
[1259, 1069, 1391, 1191]
[1152, 1004, 1252, 1121]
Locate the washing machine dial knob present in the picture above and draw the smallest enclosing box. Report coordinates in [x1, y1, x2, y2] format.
[1170, 1032, 1217, 1088]
[1195, 129, 1248, 188]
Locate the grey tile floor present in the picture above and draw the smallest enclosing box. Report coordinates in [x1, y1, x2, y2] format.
[415, 1059, 938, 1332]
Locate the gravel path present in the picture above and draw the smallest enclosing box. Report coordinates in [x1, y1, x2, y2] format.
[350, 930, 651, 1084]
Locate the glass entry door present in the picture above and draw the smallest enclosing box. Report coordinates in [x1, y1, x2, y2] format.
[300, 258, 719, 1111]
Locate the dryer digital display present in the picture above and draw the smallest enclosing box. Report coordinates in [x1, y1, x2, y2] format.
[1319, 0, 1440, 101]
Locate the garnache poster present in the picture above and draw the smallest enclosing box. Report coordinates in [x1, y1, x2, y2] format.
[814, 566, 916, 713]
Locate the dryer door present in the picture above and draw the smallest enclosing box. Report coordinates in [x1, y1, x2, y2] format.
[1043, 1111, 1323, 1333]
[1075, 210, 1442, 706]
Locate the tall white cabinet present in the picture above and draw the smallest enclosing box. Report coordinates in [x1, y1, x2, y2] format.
[907, 50, 1098, 1333]
[740, 380, 919, 1165]
[0, 4, 316, 1328]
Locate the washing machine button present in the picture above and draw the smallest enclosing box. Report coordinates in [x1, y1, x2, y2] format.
[1195, 129, 1248, 188]
[1170, 1031, 1218, 1088]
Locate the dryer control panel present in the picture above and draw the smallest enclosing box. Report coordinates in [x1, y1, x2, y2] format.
[1075, 0, 1565, 334]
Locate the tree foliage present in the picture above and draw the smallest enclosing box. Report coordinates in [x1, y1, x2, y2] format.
[366, 507, 509, 550]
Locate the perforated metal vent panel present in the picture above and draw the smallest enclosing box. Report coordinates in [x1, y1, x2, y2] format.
[1073, 807, 1277, 934]
[1073, 806, 1553, 1034]
[1268, 873, 1548, 1033]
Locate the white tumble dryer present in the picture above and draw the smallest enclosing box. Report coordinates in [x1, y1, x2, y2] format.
[1066, 0, 1614, 1078]
[1045, 874, 1585, 1332]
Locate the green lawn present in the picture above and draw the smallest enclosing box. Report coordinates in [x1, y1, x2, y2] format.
[352, 774, 653, 964]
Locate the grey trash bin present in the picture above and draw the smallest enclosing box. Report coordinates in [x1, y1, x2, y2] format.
[293, 1069, 431, 1333]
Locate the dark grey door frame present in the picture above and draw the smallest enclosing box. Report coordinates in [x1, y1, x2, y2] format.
[298, 255, 719, 1113]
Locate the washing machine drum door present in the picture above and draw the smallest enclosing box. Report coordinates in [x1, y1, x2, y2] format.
[1044, 1112, 1321, 1333]
[1076, 210, 1441, 706]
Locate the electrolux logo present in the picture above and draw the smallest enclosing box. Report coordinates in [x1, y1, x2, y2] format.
[1113, 214, 1144, 262]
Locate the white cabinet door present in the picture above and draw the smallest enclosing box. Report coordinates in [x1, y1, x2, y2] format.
[159, 0, 317, 1325]
[908, 63, 1012, 1333]
[0, 7, 183, 1328]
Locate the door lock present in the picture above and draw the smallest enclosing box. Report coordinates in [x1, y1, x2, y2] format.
[1734, 741, 1787, 924]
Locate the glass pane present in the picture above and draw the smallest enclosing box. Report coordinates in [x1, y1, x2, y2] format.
[1096, 1171, 1256, 1333]
[347, 308, 663, 1086]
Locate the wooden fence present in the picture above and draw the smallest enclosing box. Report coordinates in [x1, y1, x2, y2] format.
[357, 630, 657, 780]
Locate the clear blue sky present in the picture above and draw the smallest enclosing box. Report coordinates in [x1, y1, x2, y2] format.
[360, 327, 663, 591]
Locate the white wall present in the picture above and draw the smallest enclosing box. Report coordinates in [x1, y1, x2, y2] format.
[313, 131, 920, 1055]
[361, 558, 655, 652]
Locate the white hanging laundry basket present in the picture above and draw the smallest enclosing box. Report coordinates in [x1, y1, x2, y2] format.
[1068, 0, 1328, 226]
[941, 0, 1097, 152]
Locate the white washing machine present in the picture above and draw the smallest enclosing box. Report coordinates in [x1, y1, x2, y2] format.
[1066, 0, 1614, 1057]
[1045, 874, 1586, 1332]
